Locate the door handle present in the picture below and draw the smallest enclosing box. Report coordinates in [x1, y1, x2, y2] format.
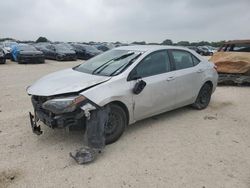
[197, 69, 204, 73]
[166, 76, 175, 81]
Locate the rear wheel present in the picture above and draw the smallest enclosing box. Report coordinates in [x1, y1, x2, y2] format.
[105, 104, 127, 144]
[192, 83, 212, 110]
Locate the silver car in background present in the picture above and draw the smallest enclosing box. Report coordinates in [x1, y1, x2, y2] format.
[27, 45, 218, 144]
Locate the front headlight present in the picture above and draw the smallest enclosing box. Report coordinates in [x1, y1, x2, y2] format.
[42, 95, 86, 114]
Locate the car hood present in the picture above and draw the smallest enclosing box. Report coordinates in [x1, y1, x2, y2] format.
[27, 68, 111, 96]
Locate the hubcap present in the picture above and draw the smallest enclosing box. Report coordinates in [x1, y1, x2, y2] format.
[105, 112, 120, 134]
[200, 86, 210, 105]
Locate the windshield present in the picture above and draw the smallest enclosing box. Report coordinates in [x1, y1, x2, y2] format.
[19, 45, 37, 51]
[74, 49, 142, 76]
[83, 45, 100, 53]
[4, 42, 17, 48]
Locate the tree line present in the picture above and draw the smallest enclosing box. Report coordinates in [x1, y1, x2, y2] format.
[1, 37, 225, 47]
[132, 39, 225, 47]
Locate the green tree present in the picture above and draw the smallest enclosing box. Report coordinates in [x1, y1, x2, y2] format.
[36, 37, 49, 43]
[177, 41, 190, 46]
[132, 41, 146, 45]
[161, 39, 173, 45]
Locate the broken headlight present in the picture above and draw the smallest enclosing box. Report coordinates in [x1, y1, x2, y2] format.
[42, 95, 86, 114]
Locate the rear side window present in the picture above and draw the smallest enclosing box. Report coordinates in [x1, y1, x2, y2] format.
[192, 55, 200, 66]
[170, 50, 195, 70]
[133, 50, 171, 78]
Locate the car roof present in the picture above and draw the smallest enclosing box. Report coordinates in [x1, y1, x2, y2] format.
[115, 45, 190, 52]
[223, 40, 250, 45]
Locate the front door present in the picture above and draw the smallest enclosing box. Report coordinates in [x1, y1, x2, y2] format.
[129, 50, 177, 121]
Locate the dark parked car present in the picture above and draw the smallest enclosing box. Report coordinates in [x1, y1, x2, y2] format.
[187, 46, 201, 54]
[71, 44, 101, 60]
[32, 42, 52, 57]
[36, 44, 77, 61]
[0, 47, 6, 64]
[11, 44, 45, 64]
[197, 46, 213, 56]
[94, 44, 110, 52]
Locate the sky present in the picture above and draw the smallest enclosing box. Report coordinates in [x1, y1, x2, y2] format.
[0, 0, 250, 43]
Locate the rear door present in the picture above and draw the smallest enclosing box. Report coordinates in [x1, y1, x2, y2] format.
[129, 50, 177, 121]
[169, 49, 204, 107]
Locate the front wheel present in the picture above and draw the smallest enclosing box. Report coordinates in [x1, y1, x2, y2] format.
[105, 104, 127, 144]
[0, 59, 6, 64]
[192, 83, 212, 110]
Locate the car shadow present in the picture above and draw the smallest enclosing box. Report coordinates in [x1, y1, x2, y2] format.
[125, 106, 192, 136]
[37, 106, 194, 147]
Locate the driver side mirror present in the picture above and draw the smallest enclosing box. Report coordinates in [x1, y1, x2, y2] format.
[133, 80, 146, 95]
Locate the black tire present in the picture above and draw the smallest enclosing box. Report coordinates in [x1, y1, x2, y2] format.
[105, 104, 127, 145]
[56, 55, 63, 61]
[0, 59, 6, 64]
[192, 83, 212, 110]
[10, 54, 15, 61]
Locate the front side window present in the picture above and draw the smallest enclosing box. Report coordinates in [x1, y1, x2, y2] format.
[171, 50, 194, 70]
[131, 50, 171, 79]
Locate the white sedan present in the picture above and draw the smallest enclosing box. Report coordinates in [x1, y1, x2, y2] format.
[27, 45, 218, 144]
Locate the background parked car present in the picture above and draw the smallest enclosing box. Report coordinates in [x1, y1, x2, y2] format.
[2, 41, 18, 59]
[197, 46, 213, 56]
[210, 40, 250, 85]
[33, 43, 54, 59]
[71, 43, 101, 60]
[187, 46, 202, 54]
[94, 44, 112, 52]
[47, 44, 77, 61]
[0, 47, 6, 64]
[11, 44, 45, 64]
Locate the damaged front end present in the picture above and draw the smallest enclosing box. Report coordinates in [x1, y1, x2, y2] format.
[29, 94, 97, 135]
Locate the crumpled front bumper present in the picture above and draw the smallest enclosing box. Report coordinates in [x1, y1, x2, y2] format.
[29, 112, 43, 135]
[29, 96, 86, 135]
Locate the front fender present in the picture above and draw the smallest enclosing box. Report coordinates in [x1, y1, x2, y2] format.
[80, 77, 135, 124]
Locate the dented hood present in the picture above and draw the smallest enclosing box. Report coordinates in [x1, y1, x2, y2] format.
[27, 68, 111, 96]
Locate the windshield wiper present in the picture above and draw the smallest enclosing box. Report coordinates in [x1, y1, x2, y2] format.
[92, 52, 135, 75]
[109, 53, 142, 76]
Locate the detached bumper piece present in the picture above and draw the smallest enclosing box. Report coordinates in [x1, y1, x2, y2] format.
[29, 112, 43, 135]
[70, 146, 98, 164]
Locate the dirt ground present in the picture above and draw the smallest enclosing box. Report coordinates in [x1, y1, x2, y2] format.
[0, 60, 250, 188]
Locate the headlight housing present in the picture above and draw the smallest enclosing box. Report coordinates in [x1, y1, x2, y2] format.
[42, 95, 86, 114]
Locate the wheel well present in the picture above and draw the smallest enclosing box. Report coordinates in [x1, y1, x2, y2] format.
[109, 101, 129, 124]
[204, 80, 213, 88]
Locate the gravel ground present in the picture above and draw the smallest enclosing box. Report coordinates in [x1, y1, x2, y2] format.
[0, 60, 250, 188]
